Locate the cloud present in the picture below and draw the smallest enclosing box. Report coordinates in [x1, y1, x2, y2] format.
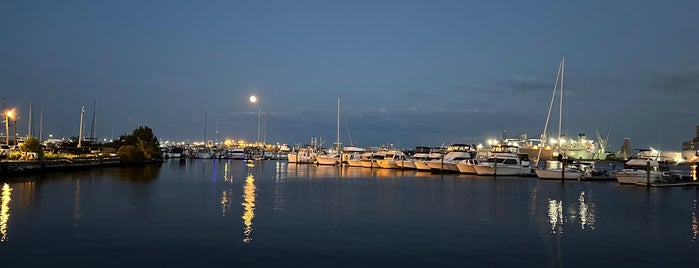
[650, 66, 699, 94]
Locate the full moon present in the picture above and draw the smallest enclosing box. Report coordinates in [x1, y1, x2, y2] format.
[249, 95, 257, 103]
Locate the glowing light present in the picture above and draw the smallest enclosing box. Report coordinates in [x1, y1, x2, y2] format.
[242, 173, 256, 243]
[249, 95, 257, 103]
[1, 183, 11, 242]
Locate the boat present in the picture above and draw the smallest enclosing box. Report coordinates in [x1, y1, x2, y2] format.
[414, 148, 445, 171]
[316, 98, 343, 166]
[533, 55, 583, 180]
[288, 146, 318, 164]
[456, 159, 480, 174]
[376, 150, 408, 169]
[472, 145, 532, 176]
[427, 144, 476, 173]
[341, 146, 365, 165]
[360, 150, 387, 168]
[228, 147, 246, 159]
[615, 158, 668, 184]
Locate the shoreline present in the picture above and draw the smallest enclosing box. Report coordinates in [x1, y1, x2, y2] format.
[0, 157, 124, 177]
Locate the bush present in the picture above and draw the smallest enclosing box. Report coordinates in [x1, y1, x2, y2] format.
[117, 145, 145, 163]
[20, 136, 44, 159]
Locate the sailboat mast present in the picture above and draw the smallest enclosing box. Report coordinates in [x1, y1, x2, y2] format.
[336, 97, 341, 152]
[535, 58, 563, 165]
[558, 56, 565, 147]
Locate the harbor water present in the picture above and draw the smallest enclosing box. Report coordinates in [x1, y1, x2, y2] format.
[1, 159, 698, 267]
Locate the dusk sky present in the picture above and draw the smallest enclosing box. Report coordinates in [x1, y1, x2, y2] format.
[2, 0, 698, 150]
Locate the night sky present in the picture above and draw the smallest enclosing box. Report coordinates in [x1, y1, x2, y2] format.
[2, 0, 698, 150]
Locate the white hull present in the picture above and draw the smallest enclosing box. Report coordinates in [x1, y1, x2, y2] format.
[376, 159, 400, 169]
[474, 165, 531, 176]
[427, 161, 459, 172]
[535, 169, 582, 180]
[615, 171, 664, 184]
[414, 161, 432, 171]
[396, 160, 416, 169]
[316, 156, 340, 165]
[360, 160, 379, 168]
[288, 153, 316, 164]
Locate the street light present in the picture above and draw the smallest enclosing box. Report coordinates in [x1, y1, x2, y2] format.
[4, 109, 15, 145]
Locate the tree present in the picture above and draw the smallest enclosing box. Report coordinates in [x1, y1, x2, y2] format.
[117, 145, 145, 163]
[110, 126, 162, 162]
[20, 136, 44, 159]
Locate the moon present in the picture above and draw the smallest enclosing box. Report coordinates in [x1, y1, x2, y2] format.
[249, 95, 257, 103]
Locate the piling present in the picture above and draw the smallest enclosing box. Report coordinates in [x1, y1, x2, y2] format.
[646, 160, 651, 187]
[493, 156, 497, 178]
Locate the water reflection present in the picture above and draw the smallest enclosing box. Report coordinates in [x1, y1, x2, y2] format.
[221, 189, 232, 217]
[548, 199, 564, 234]
[242, 173, 256, 243]
[546, 191, 596, 234]
[692, 199, 698, 242]
[274, 161, 286, 211]
[74, 179, 81, 227]
[1, 183, 11, 242]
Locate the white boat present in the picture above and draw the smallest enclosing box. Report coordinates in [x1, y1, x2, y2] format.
[228, 147, 246, 159]
[414, 150, 444, 171]
[376, 150, 408, 169]
[341, 146, 365, 166]
[360, 151, 386, 168]
[316, 153, 340, 165]
[396, 154, 416, 169]
[535, 160, 584, 180]
[615, 158, 668, 184]
[316, 98, 344, 166]
[288, 147, 317, 164]
[456, 159, 480, 174]
[473, 145, 532, 176]
[427, 144, 476, 173]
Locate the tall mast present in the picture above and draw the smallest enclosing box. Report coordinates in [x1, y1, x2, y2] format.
[558, 56, 565, 149]
[28, 101, 33, 137]
[90, 99, 97, 140]
[535, 57, 563, 165]
[336, 97, 341, 152]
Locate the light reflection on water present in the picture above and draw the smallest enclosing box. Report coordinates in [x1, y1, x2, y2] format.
[546, 191, 597, 235]
[1, 183, 11, 242]
[242, 173, 256, 243]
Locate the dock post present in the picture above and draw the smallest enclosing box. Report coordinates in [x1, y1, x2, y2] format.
[646, 160, 651, 187]
[440, 156, 444, 174]
[561, 160, 565, 181]
[493, 156, 497, 178]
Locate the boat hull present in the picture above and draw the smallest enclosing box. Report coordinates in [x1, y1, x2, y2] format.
[535, 169, 582, 180]
[615, 171, 663, 184]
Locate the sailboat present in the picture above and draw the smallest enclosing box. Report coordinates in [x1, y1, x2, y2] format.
[535, 56, 584, 180]
[316, 97, 343, 165]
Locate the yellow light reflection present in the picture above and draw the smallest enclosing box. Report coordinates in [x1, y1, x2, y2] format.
[692, 200, 698, 242]
[221, 190, 232, 217]
[1, 183, 12, 242]
[548, 199, 563, 234]
[242, 173, 256, 243]
[224, 162, 233, 183]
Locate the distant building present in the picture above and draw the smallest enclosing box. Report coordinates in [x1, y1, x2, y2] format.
[682, 125, 699, 151]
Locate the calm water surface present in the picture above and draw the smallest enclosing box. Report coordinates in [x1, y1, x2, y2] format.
[1, 159, 698, 267]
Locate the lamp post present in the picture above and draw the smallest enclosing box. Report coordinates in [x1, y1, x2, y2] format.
[4, 109, 15, 145]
